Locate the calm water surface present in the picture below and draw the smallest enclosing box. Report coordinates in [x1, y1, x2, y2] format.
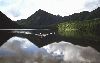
[0, 29, 100, 52]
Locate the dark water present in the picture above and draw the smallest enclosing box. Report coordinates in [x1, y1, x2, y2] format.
[0, 29, 100, 52]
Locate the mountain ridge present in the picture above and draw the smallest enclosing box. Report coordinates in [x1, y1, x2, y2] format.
[17, 9, 63, 28]
[0, 11, 19, 29]
[16, 7, 100, 29]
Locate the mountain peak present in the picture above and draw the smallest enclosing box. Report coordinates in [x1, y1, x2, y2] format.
[17, 9, 63, 28]
[38, 9, 45, 12]
[34, 9, 51, 16]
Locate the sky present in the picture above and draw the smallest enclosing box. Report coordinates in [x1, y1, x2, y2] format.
[0, 0, 100, 21]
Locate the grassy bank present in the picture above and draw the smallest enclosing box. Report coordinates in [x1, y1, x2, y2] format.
[57, 19, 100, 36]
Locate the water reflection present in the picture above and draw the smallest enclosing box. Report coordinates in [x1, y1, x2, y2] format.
[0, 29, 100, 52]
[12, 29, 57, 47]
[34, 32, 55, 38]
[11, 30, 55, 38]
[12, 31, 32, 34]
[58, 30, 100, 52]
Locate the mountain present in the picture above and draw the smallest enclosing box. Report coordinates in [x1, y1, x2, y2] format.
[0, 11, 19, 29]
[0, 11, 21, 46]
[17, 7, 100, 29]
[17, 9, 63, 28]
[88, 7, 100, 19]
[64, 11, 90, 21]
[64, 7, 100, 21]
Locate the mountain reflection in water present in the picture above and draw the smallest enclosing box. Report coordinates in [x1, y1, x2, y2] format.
[0, 29, 100, 52]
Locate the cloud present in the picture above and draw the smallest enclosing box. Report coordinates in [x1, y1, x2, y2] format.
[0, 0, 38, 21]
[0, 0, 14, 6]
[8, 9, 20, 17]
[0, 0, 100, 21]
[84, 0, 100, 11]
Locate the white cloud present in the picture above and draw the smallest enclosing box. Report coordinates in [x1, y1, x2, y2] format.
[84, 0, 100, 11]
[0, 0, 99, 21]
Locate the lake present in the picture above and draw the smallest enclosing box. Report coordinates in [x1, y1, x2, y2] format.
[0, 29, 100, 52]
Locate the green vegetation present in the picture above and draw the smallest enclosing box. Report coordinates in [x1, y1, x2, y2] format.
[57, 19, 100, 37]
